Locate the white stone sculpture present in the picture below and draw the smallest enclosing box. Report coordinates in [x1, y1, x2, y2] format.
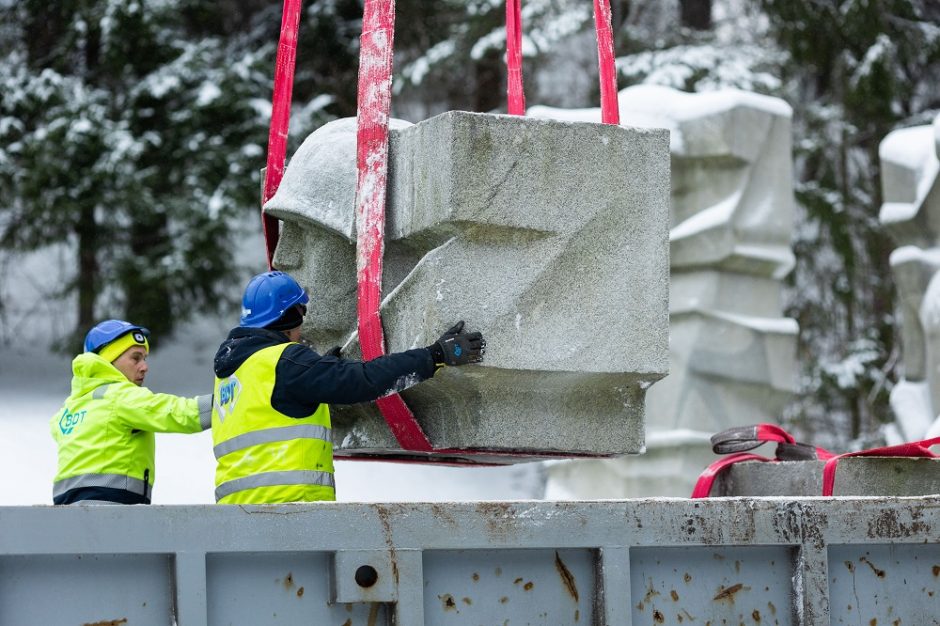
[265, 111, 671, 462]
[532, 85, 800, 496]
[879, 114, 940, 442]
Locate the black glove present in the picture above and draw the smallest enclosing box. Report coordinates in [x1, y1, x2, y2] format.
[325, 345, 343, 358]
[428, 321, 485, 366]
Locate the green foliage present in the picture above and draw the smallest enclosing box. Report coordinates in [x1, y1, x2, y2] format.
[0, 0, 351, 346]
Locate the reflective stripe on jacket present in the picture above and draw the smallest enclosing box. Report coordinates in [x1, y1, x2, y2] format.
[50, 352, 211, 505]
[212, 343, 334, 504]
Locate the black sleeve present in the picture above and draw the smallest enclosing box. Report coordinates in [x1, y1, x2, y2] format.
[271, 343, 437, 417]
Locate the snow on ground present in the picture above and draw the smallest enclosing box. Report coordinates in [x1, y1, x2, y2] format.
[0, 303, 544, 506]
[0, 211, 546, 506]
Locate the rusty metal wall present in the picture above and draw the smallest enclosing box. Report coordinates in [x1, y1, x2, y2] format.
[1, 498, 938, 625]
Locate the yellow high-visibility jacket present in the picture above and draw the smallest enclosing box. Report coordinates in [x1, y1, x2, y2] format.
[212, 343, 334, 504]
[51, 352, 211, 504]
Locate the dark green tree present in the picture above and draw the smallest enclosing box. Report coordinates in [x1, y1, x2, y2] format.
[758, 0, 940, 445]
[0, 0, 280, 346]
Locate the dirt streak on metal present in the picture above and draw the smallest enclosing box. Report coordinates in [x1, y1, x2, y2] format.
[82, 620, 127, 626]
[373, 504, 400, 586]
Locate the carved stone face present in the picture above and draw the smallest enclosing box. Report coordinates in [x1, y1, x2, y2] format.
[264, 111, 671, 460]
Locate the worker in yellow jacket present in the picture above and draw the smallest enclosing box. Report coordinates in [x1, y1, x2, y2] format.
[212, 271, 485, 504]
[51, 320, 212, 504]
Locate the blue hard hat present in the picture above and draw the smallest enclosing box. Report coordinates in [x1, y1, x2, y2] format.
[240, 271, 309, 328]
[84, 319, 151, 353]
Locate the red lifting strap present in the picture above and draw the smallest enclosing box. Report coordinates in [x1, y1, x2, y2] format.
[593, 0, 619, 125]
[262, 0, 303, 269]
[693, 424, 940, 498]
[355, 0, 435, 452]
[821, 436, 940, 496]
[505, 0, 525, 115]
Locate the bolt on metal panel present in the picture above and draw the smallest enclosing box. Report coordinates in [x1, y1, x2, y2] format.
[206, 551, 389, 625]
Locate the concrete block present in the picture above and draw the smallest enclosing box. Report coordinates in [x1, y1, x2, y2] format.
[711, 458, 940, 497]
[266, 111, 671, 460]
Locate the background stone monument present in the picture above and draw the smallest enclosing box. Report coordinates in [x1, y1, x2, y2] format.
[879, 113, 940, 443]
[532, 85, 800, 496]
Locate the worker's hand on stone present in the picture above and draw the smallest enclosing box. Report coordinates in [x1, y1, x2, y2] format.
[428, 321, 485, 366]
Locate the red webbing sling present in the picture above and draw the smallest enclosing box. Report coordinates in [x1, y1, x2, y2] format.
[505, 0, 525, 115]
[692, 423, 940, 497]
[821, 436, 940, 496]
[261, 0, 303, 269]
[355, 0, 434, 452]
[257, 0, 621, 457]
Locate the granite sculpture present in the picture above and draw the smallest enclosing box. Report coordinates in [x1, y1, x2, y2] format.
[265, 111, 671, 461]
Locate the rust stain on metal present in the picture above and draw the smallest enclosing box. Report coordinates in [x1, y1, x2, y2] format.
[867, 509, 930, 539]
[713, 583, 745, 602]
[472, 572, 480, 581]
[892, 620, 900, 626]
[575, 608, 580, 622]
[845, 560, 855, 572]
[752, 609, 761, 622]
[475, 502, 519, 538]
[429, 503, 459, 528]
[933, 565, 940, 576]
[514, 577, 524, 584]
[283, 572, 294, 590]
[637, 602, 645, 611]
[296, 586, 304, 598]
[644, 579, 661, 603]
[341, 620, 352, 626]
[869, 619, 877, 626]
[768, 601, 776, 615]
[462, 597, 472, 605]
[524, 581, 534, 591]
[860, 556, 886, 578]
[374, 505, 401, 587]
[670, 590, 679, 601]
[684, 572, 692, 583]
[367, 602, 381, 626]
[82, 620, 127, 626]
[555, 551, 579, 603]
[439, 594, 457, 611]
[653, 609, 665, 623]
[499, 596, 509, 604]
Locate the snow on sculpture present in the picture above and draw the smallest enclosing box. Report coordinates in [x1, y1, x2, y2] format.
[879, 113, 940, 442]
[531, 85, 800, 496]
[265, 112, 671, 461]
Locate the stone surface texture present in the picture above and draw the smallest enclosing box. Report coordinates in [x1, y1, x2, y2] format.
[879, 114, 940, 443]
[265, 111, 671, 460]
[531, 86, 799, 495]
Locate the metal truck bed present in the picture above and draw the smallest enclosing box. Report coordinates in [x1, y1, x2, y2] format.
[1, 497, 938, 625]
